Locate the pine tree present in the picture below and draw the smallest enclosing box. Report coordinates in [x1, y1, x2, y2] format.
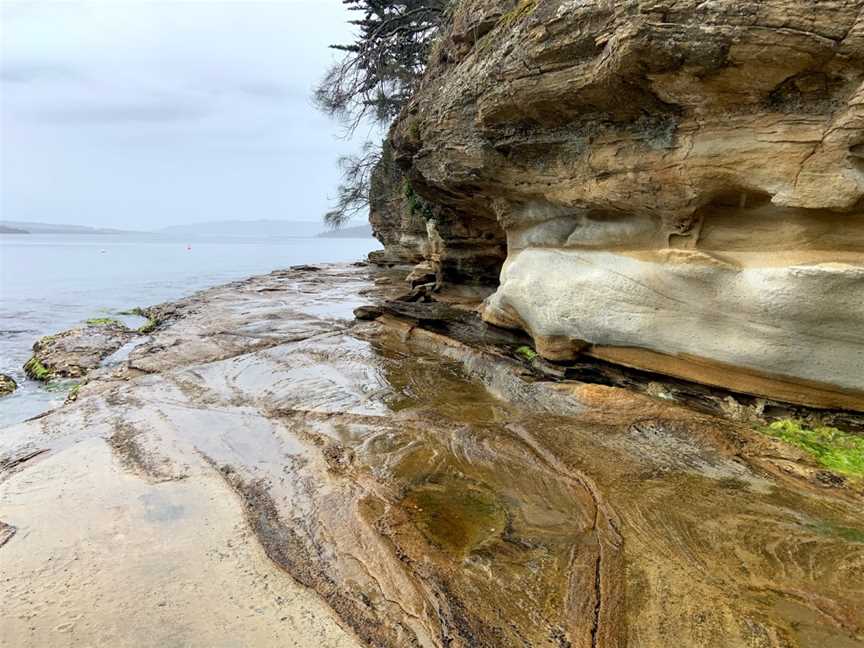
[315, 0, 447, 131]
[315, 1, 447, 228]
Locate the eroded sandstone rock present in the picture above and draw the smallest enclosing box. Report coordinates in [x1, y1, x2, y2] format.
[367, 142, 430, 266]
[385, 0, 864, 409]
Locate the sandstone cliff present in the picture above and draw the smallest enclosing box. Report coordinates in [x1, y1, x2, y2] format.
[372, 0, 864, 410]
[368, 142, 430, 266]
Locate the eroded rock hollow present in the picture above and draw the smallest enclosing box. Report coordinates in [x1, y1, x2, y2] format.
[372, 0, 864, 411]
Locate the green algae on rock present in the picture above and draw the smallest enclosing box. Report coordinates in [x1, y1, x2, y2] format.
[515, 345, 538, 361]
[23, 356, 52, 382]
[808, 520, 864, 544]
[25, 321, 137, 381]
[760, 419, 864, 479]
[120, 306, 160, 334]
[0, 373, 18, 395]
[499, 0, 537, 27]
[136, 315, 159, 334]
[65, 382, 82, 403]
[86, 317, 126, 327]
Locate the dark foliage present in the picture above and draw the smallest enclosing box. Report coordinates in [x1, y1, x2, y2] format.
[315, 0, 447, 132]
[316, 1, 447, 227]
[324, 141, 383, 229]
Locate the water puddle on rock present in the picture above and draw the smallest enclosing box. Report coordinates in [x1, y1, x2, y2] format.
[401, 474, 507, 558]
[100, 336, 150, 366]
[305, 327, 864, 647]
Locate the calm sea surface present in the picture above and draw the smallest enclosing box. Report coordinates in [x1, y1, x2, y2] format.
[0, 233, 381, 428]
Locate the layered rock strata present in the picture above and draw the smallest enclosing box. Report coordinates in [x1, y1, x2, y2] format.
[367, 143, 430, 266]
[369, 143, 508, 285]
[384, 0, 864, 410]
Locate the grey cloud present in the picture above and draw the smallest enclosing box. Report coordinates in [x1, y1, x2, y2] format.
[30, 99, 211, 124]
[0, 61, 80, 84]
[1, 0, 362, 229]
[231, 80, 291, 100]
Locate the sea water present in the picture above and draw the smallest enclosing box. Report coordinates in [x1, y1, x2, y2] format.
[0, 233, 381, 427]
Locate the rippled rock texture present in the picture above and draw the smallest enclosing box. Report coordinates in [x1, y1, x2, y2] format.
[1, 265, 862, 647]
[385, 0, 864, 410]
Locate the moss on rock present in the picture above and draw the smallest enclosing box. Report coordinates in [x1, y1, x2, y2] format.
[515, 345, 538, 361]
[760, 419, 864, 479]
[499, 0, 537, 28]
[402, 178, 435, 221]
[0, 373, 17, 396]
[137, 317, 158, 334]
[120, 307, 159, 334]
[86, 317, 125, 327]
[66, 382, 82, 403]
[24, 357, 53, 382]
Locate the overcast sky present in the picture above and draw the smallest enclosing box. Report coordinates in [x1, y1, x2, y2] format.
[0, 0, 371, 228]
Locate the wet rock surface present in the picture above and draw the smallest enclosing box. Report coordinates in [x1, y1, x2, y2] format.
[1, 264, 863, 647]
[24, 321, 139, 381]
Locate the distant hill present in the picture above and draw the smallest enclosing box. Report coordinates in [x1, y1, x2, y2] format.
[0, 225, 29, 234]
[317, 223, 374, 239]
[0, 219, 371, 239]
[157, 219, 327, 239]
[0, 221, 135, 235]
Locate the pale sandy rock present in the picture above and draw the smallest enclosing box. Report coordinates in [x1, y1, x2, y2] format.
[0, 439, 362, 648]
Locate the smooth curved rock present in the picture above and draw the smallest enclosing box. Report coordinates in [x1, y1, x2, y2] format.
[387, 0, 864, 409]
[485, 249, 864, 409]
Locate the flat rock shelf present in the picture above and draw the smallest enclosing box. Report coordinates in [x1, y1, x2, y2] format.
[1, 264, 862, 648]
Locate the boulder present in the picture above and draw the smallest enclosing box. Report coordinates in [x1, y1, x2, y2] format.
[24, 321, 137, 381]
[0, 373, 16, 396]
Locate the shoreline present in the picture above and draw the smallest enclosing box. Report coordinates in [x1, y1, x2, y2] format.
[16, 258, 864, 438]
[1, 262, 862, 647]
[0, 233, 381, 428]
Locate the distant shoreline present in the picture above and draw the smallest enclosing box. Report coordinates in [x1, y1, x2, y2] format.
[316, 223, 374, 239]
[1, 219, 373, 239]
